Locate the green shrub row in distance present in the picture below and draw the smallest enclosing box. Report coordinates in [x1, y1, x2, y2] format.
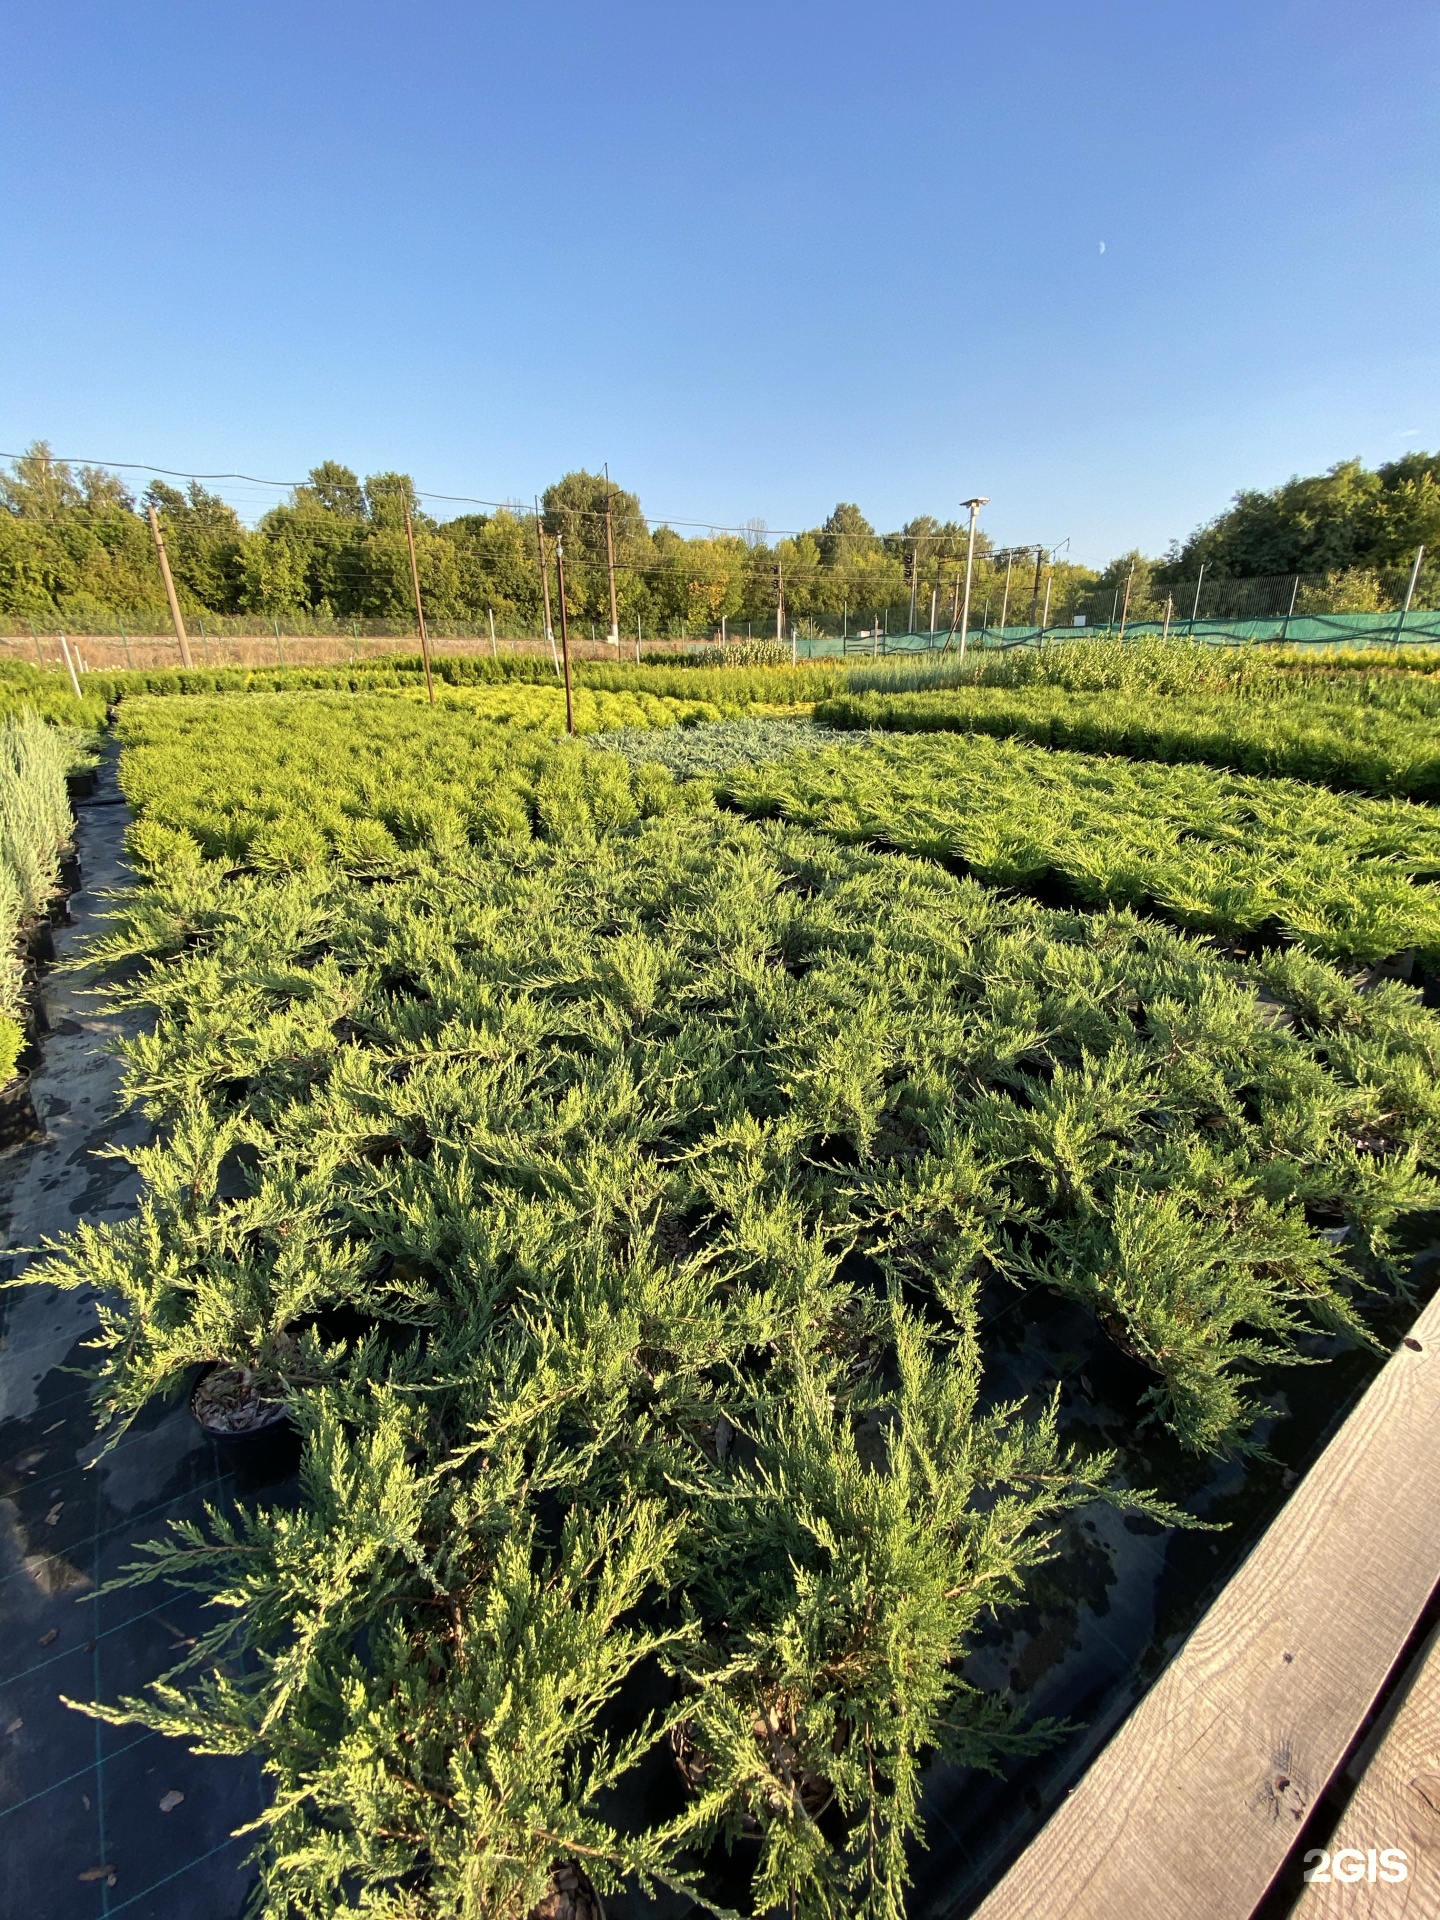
[116, 691, 714, 873]
[723, 730, 1440, 969]
[816, 684, 1440, 799]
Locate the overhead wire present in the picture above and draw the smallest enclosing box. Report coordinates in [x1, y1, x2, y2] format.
[0, 448, 1067, 559]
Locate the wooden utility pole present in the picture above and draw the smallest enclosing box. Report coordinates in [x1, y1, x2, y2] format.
[535, 498, 560, 675]
[554, 536, 576, 735]
[146, 501, 194, 666]
[403, 506, 436, 704]
[603, 466, 620, 649]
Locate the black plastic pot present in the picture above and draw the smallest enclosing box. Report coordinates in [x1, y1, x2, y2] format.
[189, 1364, 299, 1481]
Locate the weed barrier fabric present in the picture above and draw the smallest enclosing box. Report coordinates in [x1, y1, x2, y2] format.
[0, 745, 264, 1919]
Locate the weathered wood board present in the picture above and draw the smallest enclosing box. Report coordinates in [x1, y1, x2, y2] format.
[1290, 1622, 1440, 1917]
[970, 1288, 1440, 1920]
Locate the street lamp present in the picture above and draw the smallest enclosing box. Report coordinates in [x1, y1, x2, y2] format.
[958, 497, 989, 666]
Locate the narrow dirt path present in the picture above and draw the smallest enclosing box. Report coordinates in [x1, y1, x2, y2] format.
[0, 739, 262, 1920]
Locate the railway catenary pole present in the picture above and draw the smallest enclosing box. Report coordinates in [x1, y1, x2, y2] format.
[535, 498, 560, 676]
[403, 506, 436, 704]
[603, 465, 621, 650]
[956, 496, 988, 666]
[554, 536, 576, 735]
[146, 501, 194, 667]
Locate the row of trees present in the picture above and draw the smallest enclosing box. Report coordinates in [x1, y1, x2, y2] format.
[4, 442, 1436, 635]
[0, 444, 1102, 636]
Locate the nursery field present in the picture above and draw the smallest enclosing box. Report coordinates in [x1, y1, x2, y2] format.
[817, 679, 1440, 799]
[9, 644, 1440, 1920]
[720, 729, 1440, 967]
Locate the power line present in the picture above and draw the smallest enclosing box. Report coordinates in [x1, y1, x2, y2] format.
[0, 447, 1067, 557]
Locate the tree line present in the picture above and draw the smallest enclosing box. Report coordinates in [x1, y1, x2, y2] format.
[2, 441, 1436, 635]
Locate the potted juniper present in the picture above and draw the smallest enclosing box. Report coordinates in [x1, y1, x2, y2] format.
[23, 1104, 433, 1444]
[72, 1386, 713, 1920]
[663, 1303, 1185, 1918]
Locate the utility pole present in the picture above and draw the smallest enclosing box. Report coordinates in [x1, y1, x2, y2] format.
[603, 465, 620, 650]
[956, 496, 988, 665]
[146, 501, 194, 667]
[403, 506, 436, 704]
[775, 560, 784, 639]
[1117, 565, 1134, 641]
[535, 498, 560, 676]
[554, 536, 576, 735]
[1395, 544, 1426, 644]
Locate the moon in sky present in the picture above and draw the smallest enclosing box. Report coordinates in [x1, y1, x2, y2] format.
[1099, 241, 1106, 253]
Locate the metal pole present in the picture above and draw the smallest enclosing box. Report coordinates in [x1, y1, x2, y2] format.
[999, 551, 1013, 634]
[603, 466, 620, 649]
[1162, 594, 1173, 642]
[956, 496, 988, 665]
[1395, 544, 1425, 645]
[1028, 545, 1043, 627]
[1189, 561, 1206, 634]
[488, 607, 497, 657]
[536, 499, 560, 676]
[1039, 574, 1052, 642]
[1117, 566, 1134, 641]
[146, 501, 194, 666]
[929, 581, 938, 635]
[1280, 573, 1300, 646]
[775, 561, 784, 639]
[403, 506, 435, 704]
[907, 545, 918, 633]
[636, 613, 641, 664]
[554, 537, 576, 734]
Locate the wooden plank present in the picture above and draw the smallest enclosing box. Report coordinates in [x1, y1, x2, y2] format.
[1289, 1623, 1440, 1918]
[970, 1290, 1440, 1920]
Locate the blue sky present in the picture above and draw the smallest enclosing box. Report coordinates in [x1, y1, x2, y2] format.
[3, 0, 1436, 563]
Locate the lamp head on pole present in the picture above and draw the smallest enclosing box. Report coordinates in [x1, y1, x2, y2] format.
[962, 496, 989, 514]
